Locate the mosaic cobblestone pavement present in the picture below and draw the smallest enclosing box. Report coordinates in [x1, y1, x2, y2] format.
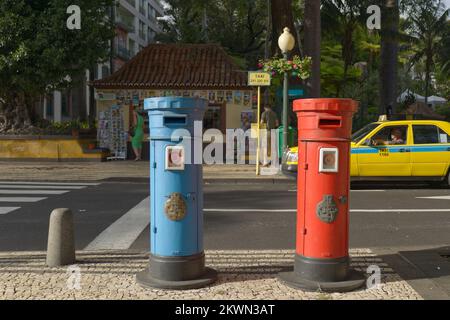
[0, 249, 422, 300]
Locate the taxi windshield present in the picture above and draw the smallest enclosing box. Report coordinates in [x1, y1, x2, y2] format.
[351, 123, 380, 143]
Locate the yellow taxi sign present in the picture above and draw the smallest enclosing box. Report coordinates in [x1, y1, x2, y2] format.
[248, 72, 271, 86]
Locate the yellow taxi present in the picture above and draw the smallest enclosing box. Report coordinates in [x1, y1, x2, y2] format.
[282, 119, 450, 186]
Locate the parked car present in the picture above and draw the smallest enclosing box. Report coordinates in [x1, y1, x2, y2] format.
[282, 120, 450, 187]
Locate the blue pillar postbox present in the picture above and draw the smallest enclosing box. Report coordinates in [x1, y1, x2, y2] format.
[136, 97, 217, 290]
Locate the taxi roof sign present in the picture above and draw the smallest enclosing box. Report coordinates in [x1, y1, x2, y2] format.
[248, 72, 271, 86]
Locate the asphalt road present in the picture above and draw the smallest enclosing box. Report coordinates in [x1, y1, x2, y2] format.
[0, 180, 449, 252]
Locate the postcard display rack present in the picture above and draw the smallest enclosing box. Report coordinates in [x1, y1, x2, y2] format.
[98, 105, 128, 160]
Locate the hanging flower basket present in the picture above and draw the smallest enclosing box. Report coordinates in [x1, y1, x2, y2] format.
[258, 55, 312, 80]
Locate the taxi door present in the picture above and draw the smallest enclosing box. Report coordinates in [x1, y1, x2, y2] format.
[354, 124, 412, 177]
[411, 124, 450, 177]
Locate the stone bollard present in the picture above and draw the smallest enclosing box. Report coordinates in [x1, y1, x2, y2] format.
[46, 208, 76, 267]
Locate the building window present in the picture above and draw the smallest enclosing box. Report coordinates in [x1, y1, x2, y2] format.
[102, 66, 110, 78]
[129, 39, 135, 56]
[125, 0, 136, 8]
[139, 20, 146, 39]
[147, 27, 152, 43]
[139, 0, 145, 15]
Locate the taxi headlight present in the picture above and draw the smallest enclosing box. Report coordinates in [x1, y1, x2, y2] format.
[284, 150, 298, 163]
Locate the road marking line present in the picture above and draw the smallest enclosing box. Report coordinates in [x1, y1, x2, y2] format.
[0, 185, 86, 190]
[0, 190, 69, 195]
[84, 197, 149, 251]
[0, 207, 20, 215]
[205, 209, 296, 213]
[416, 196, 450, 200]
[205, 208, 450, 213]
[0, 181, 99, 186]
[0, 197, 47, 203]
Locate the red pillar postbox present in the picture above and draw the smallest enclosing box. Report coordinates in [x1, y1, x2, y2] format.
[279, 98, 366, 292]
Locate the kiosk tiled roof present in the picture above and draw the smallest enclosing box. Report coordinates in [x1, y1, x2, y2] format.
[92, 43, 250, 90]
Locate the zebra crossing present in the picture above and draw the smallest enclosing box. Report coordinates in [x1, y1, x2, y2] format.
[0, 181, 100, 215]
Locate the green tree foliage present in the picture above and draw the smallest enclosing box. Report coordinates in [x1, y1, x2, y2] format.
[320, 43, 362, 97]
[404, 0, 449, 103]
[322, 0, 370, 81]
[157, 0, 268, 68]
[0, 0, 115, 131]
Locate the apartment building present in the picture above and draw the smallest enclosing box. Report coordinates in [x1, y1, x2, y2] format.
[41, 0, 164, 123]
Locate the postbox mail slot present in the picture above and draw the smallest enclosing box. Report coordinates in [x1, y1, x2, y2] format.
[318, 118, 341, 128]
[164, 116, 187, 126]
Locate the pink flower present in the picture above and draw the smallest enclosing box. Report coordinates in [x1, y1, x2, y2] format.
[293, 65, 298, 69]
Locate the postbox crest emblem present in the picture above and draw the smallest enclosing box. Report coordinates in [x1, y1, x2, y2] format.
[164, 193, 187, 221]
[316, 195, 339, 223]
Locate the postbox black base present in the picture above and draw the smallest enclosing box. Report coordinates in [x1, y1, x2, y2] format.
[278, 255, 366, 292]
[136, 252, 217, 290]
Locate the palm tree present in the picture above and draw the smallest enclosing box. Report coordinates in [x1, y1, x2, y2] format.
[407, 1, 449, 105]
[379, 0, 399, 115]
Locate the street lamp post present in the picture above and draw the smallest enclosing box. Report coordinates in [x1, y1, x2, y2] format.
[278, 27, 295, 153]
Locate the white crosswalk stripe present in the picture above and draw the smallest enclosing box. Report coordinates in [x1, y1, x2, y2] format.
[0, 197, 47, 203]
[0, 189, 69, 195]
[0, 181, 100, 186]
[0, 207, 20, 215]
[0, 185, 86, 190]
[85, 197, 149, 250]
[0, 182, 98, 216]
[417, 196, 450, 200]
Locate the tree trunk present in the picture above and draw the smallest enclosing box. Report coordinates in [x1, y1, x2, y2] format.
[341, 23, 355, 94]
[379, 0, 399, 115]
[424, 48, 432, 106]
[270, 0, 299, 57]
[303, 0, 321, 98]
[0, 93, 35, 134]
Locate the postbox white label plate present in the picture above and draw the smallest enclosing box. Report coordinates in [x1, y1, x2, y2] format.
[319, 148, 339, 173]
[165, 145, 185, 171]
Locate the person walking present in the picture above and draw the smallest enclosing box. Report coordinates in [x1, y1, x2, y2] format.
[131, 109, 145, 161]
[260, 105, 279, 166]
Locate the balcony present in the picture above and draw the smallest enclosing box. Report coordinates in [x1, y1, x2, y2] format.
[139, 5, 146, 15]
[139, 30, 146, 40]
[115, 14, 135, 33]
